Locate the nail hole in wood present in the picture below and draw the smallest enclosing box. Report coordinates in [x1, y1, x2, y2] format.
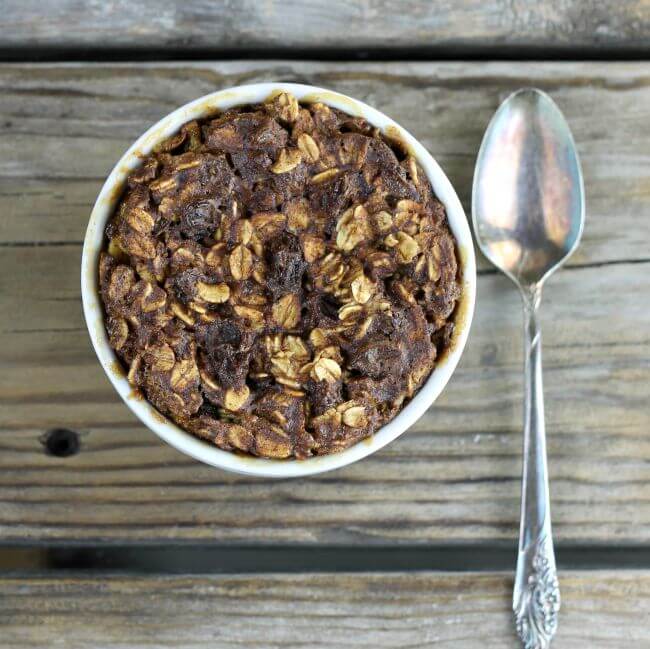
[42, 429, 80, 458]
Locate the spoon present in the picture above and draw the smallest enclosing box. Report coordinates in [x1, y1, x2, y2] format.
[472, 88, 585, 648]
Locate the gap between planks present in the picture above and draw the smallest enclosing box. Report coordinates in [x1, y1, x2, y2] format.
[2, 544, 650, 574]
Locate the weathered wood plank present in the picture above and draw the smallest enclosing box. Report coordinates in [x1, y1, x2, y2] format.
[1, 61, 649, 544]
[1, 572, 649, 648]
[1, 243, 648, 543]
[1, 1, 650, 53]
[1, 62, 650, 271]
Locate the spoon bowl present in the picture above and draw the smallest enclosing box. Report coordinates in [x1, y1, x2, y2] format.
[472, 88, 584, 288]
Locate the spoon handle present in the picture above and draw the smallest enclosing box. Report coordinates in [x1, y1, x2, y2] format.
[513, 285, 560, 649]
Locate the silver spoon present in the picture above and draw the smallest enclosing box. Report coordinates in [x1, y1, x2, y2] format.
[472, 88, 585, 649]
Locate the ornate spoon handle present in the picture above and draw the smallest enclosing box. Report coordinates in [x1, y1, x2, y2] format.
[513, 285, 561, 649]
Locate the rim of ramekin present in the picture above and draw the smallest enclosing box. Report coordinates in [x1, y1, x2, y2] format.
[81, 82, 476, 478]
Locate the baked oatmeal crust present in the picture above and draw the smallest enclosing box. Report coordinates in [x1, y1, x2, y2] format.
[99, 92, 461, 458]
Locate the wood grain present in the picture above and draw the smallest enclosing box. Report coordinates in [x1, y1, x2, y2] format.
[1, 1, 650, 54]
[1, 62, 649, 544]
[2, 571, 649, 648]
[2, 62, 650, 270]
[1, 245, 648, 543]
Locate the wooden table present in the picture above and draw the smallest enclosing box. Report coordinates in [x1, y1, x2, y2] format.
[1, 3, 650, 647]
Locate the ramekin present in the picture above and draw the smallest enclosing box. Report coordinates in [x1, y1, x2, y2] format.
[81, 82, 476, 478]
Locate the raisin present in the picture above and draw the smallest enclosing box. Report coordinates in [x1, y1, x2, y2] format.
[179, 199, 221, 240]
[266, 232, 306, 298]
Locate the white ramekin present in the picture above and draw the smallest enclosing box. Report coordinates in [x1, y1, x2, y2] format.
[81, 82, 476, 478]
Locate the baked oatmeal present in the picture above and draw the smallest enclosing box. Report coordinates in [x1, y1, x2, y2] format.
[99, 91, 461, 458]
